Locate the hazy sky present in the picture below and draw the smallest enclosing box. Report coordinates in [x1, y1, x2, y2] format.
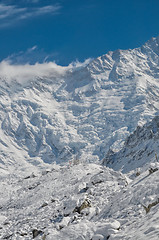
[0, 0, 159, 65]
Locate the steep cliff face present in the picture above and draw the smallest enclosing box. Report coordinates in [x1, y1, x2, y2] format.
[103, 116, 159, 173]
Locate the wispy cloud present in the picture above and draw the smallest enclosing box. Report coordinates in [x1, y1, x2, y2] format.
[0, 4, 26, 20]
[4, 45, 59, 65]
[0, 3, 61, 28]
[20, 5, 61, 20]
[26, 0, 40, 2]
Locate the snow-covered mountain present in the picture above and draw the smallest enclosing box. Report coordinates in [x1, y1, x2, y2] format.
[1, 36, 159, 176]
[0, 37, 159, 239]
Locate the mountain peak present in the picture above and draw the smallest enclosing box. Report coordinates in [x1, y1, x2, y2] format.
[141, 36, 159, 57]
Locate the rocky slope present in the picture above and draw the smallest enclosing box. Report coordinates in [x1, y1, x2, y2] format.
[103, 115, 159, 174]
[0, 158, 158, 239]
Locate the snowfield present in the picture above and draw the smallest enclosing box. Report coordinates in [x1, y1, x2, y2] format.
[0, 162, 158, 239]
[0, 37, 159, 239]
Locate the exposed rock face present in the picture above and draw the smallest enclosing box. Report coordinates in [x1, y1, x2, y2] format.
[73, 198, 91, 214]
[32, 229, 43, 238]
[103, 116, 159, 173]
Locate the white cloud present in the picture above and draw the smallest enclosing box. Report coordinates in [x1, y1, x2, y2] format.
[28, 0, 40, 2]
[0, 59, 92, 83]
[0, 3, 61, 28]
[4, 46, 60, 65]
[0, 61, 68, 83]
[0, 4, 26, 20]
[28, 45, 37, 52]
[19, 5, 61, 20]
[68, 58, 93, 71]
[24, 0, 40, 2]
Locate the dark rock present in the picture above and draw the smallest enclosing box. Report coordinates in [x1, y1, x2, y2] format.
[73, 198, 91, 214]
[149, 167, 158, 175]
[41, 202, 48, 208]
[32, 229, 43, 238]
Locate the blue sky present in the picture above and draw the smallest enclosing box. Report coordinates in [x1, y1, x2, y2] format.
[0, 0, 159, 65]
